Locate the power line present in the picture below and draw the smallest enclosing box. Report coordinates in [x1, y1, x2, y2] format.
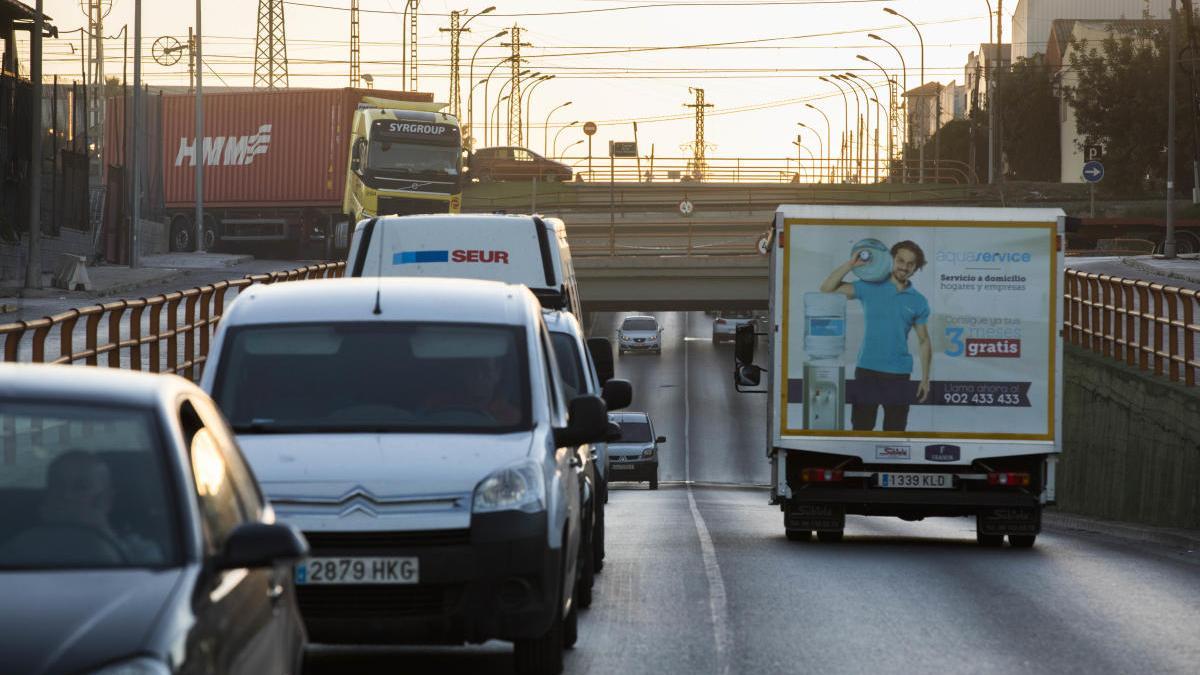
[284, 0, 894, 18]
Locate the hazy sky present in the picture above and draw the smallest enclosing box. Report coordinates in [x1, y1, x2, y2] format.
[33, 0, 1019, 160]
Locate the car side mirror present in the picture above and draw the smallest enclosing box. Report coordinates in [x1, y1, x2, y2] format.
[554, 395, 608, 447]
[736, 364, 762, 388]
[216, 522, 308, 571]
[605, 421, 623, 442]
[587, 337, 615, 384]
[601, 378, 632, 411]
[655, 435, 667, 444]
[734, 323, 757, 366]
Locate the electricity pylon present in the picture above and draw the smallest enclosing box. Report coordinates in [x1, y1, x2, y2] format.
[254, 0, 289, 88]
[350, 0, 360, 87]
[684, 87, 714, 180]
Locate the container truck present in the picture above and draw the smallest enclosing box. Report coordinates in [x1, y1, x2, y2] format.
[109, 87, 462, 257]
[735, 205, 1064, 548]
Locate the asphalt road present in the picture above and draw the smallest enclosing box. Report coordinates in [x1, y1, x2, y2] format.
[306, 311, 1200, 675]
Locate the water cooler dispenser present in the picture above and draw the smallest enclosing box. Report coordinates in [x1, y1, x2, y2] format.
[802, 292, 847, 430]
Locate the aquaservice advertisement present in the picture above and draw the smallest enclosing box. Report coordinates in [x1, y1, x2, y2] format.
[782, 220, 1056, 440]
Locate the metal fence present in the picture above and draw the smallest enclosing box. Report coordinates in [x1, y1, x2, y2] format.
[0, 262, 345, 380]
[1064, 269, 1199, 387]
[560, 156, 977, 185]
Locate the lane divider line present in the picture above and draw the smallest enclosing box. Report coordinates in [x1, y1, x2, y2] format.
[684, 311, 732, 675]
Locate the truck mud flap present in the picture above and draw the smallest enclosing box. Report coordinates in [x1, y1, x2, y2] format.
[977, 507, 1041, 536]
[786, 503, 845, 532]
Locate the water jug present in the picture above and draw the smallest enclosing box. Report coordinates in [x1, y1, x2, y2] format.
[850, 238, 892, 283]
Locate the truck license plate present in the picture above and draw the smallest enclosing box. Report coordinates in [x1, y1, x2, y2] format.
[876, 473, 953, 489]
[296, 557, 418, 585]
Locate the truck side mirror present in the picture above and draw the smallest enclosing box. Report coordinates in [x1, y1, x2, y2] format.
[350, 139, 365, 173]
[735, 364, 762, 388]
[587, 337, 615, 384]
[734, 323, 756, 366]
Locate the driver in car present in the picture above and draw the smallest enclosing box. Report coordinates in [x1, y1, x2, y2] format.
[421, 358, 521, 426]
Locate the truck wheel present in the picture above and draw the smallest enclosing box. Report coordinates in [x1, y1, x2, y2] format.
[976, 532, 1004, 547]
[1008, 534, 1037, 548]
[816, 530, 844, 543]
[785, 529, 811, 542]
[170, 215, 193, 252]
[513, 596, 565, 675]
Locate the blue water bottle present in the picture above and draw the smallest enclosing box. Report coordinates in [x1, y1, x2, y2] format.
[850, 238, 892, 283]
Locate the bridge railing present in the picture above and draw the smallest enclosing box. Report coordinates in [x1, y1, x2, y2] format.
[0, 262, 345, 380]
[1063, 269, 1199, 387]
[558, 156, 976, 185]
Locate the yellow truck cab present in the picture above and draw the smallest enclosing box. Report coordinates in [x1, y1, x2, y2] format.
[342, 100, 463, 244]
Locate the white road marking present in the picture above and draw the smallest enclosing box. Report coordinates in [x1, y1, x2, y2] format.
[684, 312, 732, 675]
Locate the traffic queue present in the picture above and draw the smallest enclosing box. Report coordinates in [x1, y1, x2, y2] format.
[0, 214, 632, 675]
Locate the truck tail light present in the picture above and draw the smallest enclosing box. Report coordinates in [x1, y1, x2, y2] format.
[987, 472, 1031, 487]
[716, 319, 726, 325]
[800, 468, 844, 482]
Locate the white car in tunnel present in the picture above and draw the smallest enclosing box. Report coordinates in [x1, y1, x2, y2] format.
[711, 310, 755, 343]
[617, 316, 663, 355]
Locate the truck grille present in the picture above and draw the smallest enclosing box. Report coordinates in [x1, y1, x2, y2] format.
[298, 584, 462, 619]
[304, 529, 470, 553]
[377, 196, 452, 216]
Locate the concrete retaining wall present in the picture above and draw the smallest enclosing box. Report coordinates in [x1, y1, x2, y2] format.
[1061, 345, 1200, 529]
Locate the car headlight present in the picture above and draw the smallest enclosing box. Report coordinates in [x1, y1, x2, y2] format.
[473, 461, 546, 513]
[642, 448, 656, 458]
[89, 657, 170, 675]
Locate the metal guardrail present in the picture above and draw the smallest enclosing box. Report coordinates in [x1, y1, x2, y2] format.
[559, 156, 977, 186]
[1064, 269, 1199, 387]
[0, 262, 345, 380]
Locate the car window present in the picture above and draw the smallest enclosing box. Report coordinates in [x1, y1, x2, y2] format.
[193, 398, 263, 521]
[720, 310, 753, 319]
[213, 322, 532, 434]
[614, 419, 653, 443]
[183, 401, 246, 551]
[550, 331, 587, 401]
[514, 149, 533, 161]
[0, 401, 179, 569]
[621, 318, 659, 331]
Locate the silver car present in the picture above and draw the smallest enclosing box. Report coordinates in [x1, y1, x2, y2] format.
[617, 315, 663, 355]
[712, 310, 755, 343]
[607, 412, 666, 490]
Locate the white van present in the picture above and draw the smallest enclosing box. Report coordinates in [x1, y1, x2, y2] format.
[200, 277, 608, 675]
[346, 214, 582, 317]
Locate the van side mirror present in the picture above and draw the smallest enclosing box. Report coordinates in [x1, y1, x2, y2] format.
[601, 378, 632, 411]
[734, 323, 757, 366]
[554, 395, 608, 447]
[655, 436, 667, 444]
[587, 337, 615, 384]
[216, 522, 308, 571]
[736, 364, 762, 388]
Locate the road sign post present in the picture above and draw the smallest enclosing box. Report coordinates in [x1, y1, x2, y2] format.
[1083, 160, 1104, 217]
[583, 121, 596, 181]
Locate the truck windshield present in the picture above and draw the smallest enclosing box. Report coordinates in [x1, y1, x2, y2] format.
[368, 141, 460, 175]
[212, 322, 531, 434]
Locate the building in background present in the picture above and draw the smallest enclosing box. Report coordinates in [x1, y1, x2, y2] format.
[964, 44, 1011, 116]
[1012, 0, 1171, 60]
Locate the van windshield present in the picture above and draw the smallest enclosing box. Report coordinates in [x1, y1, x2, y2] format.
[212, 323, 531, 434]
[614, 420, 653, 443]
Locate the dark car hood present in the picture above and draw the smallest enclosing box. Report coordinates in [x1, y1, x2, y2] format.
[0, 568, 183, 675]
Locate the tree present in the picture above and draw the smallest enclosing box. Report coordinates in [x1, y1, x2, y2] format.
[994, 54, 1061, 181]
[1065, 20, 1195, 195]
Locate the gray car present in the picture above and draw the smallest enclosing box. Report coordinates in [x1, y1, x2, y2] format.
[0, 364, 308, 675]
[607, 412, 666, 490]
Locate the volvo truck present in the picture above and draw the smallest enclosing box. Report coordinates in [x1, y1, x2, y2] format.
[735, 205, 1064, 548]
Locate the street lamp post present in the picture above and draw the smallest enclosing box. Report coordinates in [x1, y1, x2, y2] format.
[869, 32, 908, 182]
[884, 7, 925, 182]
[798, 122, 823, 182]
[819, 76, 851, 182]
[543, 101, 571, 156]
[857, 55, 896, 181]
[841, 73, 873, 182]
[553, 121, 578, 158]
[523, 74, 555, 150]
[805, 103, 832, 183]
[835, 74, 864, 183]
[561, 139, 583, 159]
[513, 70, 542, 146]
[480, 55, 513, 148]
[847, 72, 884, 183]
[491, 68, 530, 146]
[468, 28, 506, 151]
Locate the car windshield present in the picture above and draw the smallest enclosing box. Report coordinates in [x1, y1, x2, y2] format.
[213, 322, 531, 434]
[614, 419, 653, 443]
[368, 140, 460, 175]
[550, 332, 587, 400]
[0, 402, 179, 570]
[621, 318, 659, 331]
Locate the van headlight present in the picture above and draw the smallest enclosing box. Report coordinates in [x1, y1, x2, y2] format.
[473, 461, 546, 513]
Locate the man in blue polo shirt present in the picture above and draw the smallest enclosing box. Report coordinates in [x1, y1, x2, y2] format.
[820, 240, 932, 431]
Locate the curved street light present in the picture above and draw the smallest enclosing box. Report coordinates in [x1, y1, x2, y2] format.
[468, 28, 507, 151]
[523, 74, 556, 148]
[493, 69, 533, 146]
[846, 72, 885, 181]
[480, 55, 514, 148]
[553, 120, 579, 158]
[561, 139, 583, 160]
[543, 101, 571, 156]
[797, 122, 823, 182]
[805, 103, 832, 182]
[884, 7, 926, 182]
[819, 75, 851, 182]
[835, 74, 864, 182]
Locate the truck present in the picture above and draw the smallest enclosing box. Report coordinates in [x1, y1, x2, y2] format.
[109, 87, 462, 257]
[735, 205, 1064, 548]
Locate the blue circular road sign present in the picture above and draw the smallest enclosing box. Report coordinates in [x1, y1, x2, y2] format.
[1082, 160, 1104, 183]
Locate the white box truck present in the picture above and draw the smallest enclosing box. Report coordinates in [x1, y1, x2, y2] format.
[735, 205, 1064, 547]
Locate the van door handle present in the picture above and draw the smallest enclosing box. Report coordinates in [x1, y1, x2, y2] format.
[569, 455, 583, 468]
